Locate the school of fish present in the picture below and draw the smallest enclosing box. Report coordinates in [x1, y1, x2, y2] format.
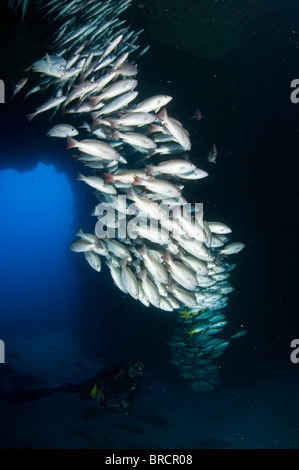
[12, 0, 245, 391]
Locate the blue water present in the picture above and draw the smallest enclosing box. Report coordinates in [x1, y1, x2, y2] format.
[0, 0, 298, 450]
[0, 163, 75, 332]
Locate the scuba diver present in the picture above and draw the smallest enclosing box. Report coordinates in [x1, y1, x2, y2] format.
[77, 361, 145, 412]
[6, 361, 144, 413]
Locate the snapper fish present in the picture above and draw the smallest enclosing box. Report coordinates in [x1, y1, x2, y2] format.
[107, 112, 156, 128]
[137, 269, 161, 308]
[129, 95, 173, 113]
[218, 242, 245, 255]
[145, 159, 196, 177]
[29, 54, 66, 78]
[109, 62, 138, 78]
[132, 176, 182, 198]
[113, 130, 157, 150]
[66, 137, 119, 161]
[92, 78, 138, 101]
[76, 173, 117, 195]
[84, 251, 101, 272]
[157, 107, 191, 151]
[207, 221, 232, 234]
[26, 95, 67, 121]
[137, 244, 168, 285]
[47, 124, 78, 137]
[119, 257, 139, 300]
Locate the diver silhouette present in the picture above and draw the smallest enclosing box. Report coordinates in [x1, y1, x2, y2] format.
[6, 361, 144, 413]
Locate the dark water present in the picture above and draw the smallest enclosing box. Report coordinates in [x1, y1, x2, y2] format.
[0, 0, 298, 450]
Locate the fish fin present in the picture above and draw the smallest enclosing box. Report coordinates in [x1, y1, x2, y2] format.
[45, 53, 51, 66]
[78, 121, 90, 130]
[145, 164, 155, 177]
[76, 173, 85, 181]
[105, 118, 117, 129]
[157, 107, 168, 122]
[161, 251, 172, 264]
[75, 227, 84, 238]
[137, 244, 147, 258]
[88, 96, 102, 106]
[112, 130, 122, 140]
[102, 172, 115, 184]
[148, 123, 162, 134]
[66, 136, 78, 149]
[90, 111, 102, 121]
[26, 113, 35, 122]
[131, 259, 140, 270]
[126, 187, 137, 202]
[119, 257, 128, 268]
[137, 268, 147, 280]
[175, 250, 184, 260]
[132, 176, 145, 186]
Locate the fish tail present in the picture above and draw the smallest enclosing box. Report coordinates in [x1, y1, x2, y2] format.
[145, 164, 155, 177]
[103, 172, 115, 184]
[88, 96, 101, 107]
[137, 244, 147, 257]
[132, 175, 145, 186]
[75, 227, 84, 238]
[26, 113, 35, 122]
[76, 173, 85, 182]
[126, 187, 137, 201]
[157, 107, 168, 121]
[66, 136, 78, 150]
[105, 118, 117, 129]
[90, 207, 98, 216]
[112, 130, 122, 140]
[91, 111, 101, 121]
[137, 268, 147, 280]
[162, 251, 172, 264]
